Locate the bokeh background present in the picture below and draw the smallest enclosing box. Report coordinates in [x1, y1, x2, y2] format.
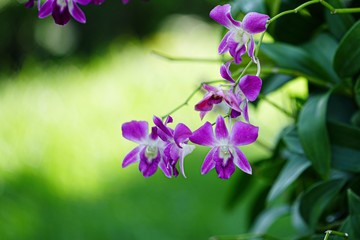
[0, 1, 305, 239]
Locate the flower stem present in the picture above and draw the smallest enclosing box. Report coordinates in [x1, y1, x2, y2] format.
[258, 94, 294, 118]
[152, 50, 222, 63]
[323, 230, 349, 240]
[161, 80, 227, 119]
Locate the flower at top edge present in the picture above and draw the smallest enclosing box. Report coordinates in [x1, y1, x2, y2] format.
[210, 4, 269, 64]
[38, 0, 91, 25]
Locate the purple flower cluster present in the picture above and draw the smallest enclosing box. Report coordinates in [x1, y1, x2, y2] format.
[25, 0, 130, 25]
[122, 4, 268, 179]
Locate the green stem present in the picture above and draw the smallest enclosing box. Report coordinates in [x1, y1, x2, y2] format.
[258, 94, 294, 118]
[323, 230, 349, 240]
[161, 80, 226, 119]
[152, 50, 221, 63]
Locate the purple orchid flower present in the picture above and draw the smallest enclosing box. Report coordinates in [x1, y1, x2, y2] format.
[122, 120, 172, 178]
[92, 0, 105, 5]
[190, 115, 258, 179]
[210, 4, 269, 64]
[153, 116, 195, 177]
[38, 0, 91, 25]
[220, 62, 262, 122]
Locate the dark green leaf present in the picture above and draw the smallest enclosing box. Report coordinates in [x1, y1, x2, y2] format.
[348, 190, 360, 239]
[298, 93, 332, 178]
[328, 121, 360, 149]
[226, 172, 254, 210]
[299, 179, 347, 231]
[334, 20, 360, 77]
[261, 43, 337, 84]
[251, 205, 290, 234]
[325, 0, 354, 40]
[261, 74, 294, 95]
[267, 154, 310, 202]
[332, 145, 360, 173]
[351, 111, 360, 127]
[232, 0, 266, 14]
[282, 126, 304, 155]
[355, 76, 360, 107]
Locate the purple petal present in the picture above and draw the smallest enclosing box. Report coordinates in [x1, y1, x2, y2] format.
[242, 12, 269, 34]
[165, 115, 173, 125]
[210, 4, 241, 29]
[243, 101, 250, 122]
[215, 115, 229, 140]
[239, 75, 262, 101]
[230, 121, 258, 146]
[122, 120, 148, 143]
[158, 158, 172, 178]
[199, 111, 207, 120]
[25, 0, 35, 8]
[139, 148, 160, 177]
[174, 123, 192, 147]
[169, 144, 180, 161]
[218, 31, 231, 54]
[52, 3, 71, 25]
[68, 1, 86, 23]
[214, 148, 235, 179]
[38, 0, 54, 18]
[153, 115, 172, 138]
[228, 37, 246, 64]
[201, 147, 217, 174]
[230, 109, 241, 118]
[150, 126, 158, 140]
[190, 122, 216, 146]
[122, 146, 142, 167]
[234, 148, 252, 174]
[122, 0, 129, 4]
[220, 61, 235, 83]
[76, 0, 91, 5]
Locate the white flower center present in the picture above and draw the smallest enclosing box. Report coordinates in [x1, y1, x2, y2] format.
[233, 28, 250, 45]
[219, 146, 231, 163]
[57, 0, 67, 9]
[145, 145, 158, 160]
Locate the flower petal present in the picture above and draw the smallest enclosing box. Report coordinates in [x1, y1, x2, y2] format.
[234, 148, 252, 174]
[52, 3, 71, 25]
[220, 61, 235, 83]
[76, 0, 91, 5]
[122, 146, 142, 167]
[243, 101, 250, 122]
[215, 115, 229, 140]
[190, 122, 216, 146]
[228, 37, 246, 64]
[68, 0, 86, 23]
[230, 121, 258, 146]
[239, 75, 262, 101]
[201, 147, 217, 174]
[174, 123, 192, 147]
[210, 4, 241, 29]
[242, 12, 269, 34]
[214, 148, 235, 179]
[218, 31, 231, 54]
[158, 158, 172, 178]
[122, 120, 148, 143]
[139, 148, 160, 177]
[38, 0, 54, 18]
[247, 36, 255, 59]
[153, 115, 172, 141]
[179, 144, 195, 178]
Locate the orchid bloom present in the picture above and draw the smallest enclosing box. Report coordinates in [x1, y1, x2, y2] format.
[220, 62, 262, 122]
[153, 116, 195, 177]
[122, 120, 172, 178]
[210, 4, 269, 64]
[38, 0, 91, 25]
[190, 115, 258, 179]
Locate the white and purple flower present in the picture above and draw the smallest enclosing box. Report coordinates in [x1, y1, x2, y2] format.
[153, 116, 195, 177]
[190, 115, 258, 179]
[38, 0, 91, 25]
[210, 4, 269, 64]
[122, 120, 172, 178]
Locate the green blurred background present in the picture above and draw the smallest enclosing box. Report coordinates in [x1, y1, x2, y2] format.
[0, 1, 303, 239]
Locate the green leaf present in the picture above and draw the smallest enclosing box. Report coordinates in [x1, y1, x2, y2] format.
[348, 190, 360, 239]
[355, 76, 360, 107]
[325, 0, 354, 40]
[261, 43, 337, 84]
[298, 92, 332, 178]
[334, 20, 360, 77]
[332, 145, 360, 173]
[251, 205, 290, 234]
[299, 179, 347, 231]
[261, 74, 294, 95]
[328, 121, 360, 149]
[282, 126, 304, 155]
[232, 0, 266, 14]
[267, 154, 310, 202]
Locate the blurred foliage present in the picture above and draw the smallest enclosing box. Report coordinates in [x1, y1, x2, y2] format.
[220, 0, 360, 239]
